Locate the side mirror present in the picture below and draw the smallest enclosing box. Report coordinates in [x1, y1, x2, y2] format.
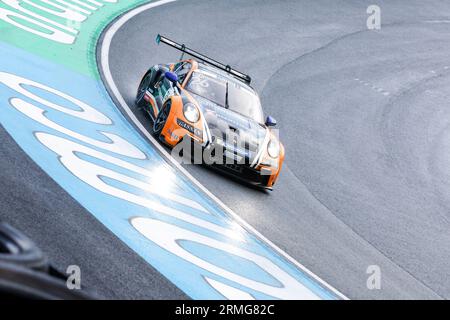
[165, 71, 178, 84]
[265, 115, 277, 127]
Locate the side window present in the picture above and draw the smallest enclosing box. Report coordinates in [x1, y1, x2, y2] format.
[154, 66, 169, 90]
[173, 62, 183, 71]
[175, 62, 192, 84]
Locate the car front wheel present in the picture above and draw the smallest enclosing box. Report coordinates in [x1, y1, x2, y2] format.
[153, 101, 171, 138]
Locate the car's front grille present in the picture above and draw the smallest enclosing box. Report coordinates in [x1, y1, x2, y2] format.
[222, 163, 243, 174]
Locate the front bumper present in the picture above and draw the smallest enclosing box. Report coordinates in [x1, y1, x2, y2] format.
[210, 162, 273, 189]
[165, 131, 280, 189]
[201, 141, 278, 189]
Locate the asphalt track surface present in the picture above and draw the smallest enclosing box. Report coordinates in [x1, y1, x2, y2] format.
[0, 0, 449, 300]
[102, 0, 450, 299]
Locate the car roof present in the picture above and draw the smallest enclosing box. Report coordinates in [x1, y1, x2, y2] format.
[195, 61, 256, 92]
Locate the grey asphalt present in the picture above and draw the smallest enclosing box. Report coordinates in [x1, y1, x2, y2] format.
[102, 0, 450, 299]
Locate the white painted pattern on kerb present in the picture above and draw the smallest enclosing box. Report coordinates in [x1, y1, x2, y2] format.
[99, 0, 348, 300]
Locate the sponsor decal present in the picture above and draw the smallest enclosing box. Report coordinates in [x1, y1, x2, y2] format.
[177, 118, 203, 138]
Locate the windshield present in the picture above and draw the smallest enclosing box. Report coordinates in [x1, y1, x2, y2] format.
[186, 70, 264, 123]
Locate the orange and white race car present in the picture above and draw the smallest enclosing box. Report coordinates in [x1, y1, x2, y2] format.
[135, 35, 284, 189]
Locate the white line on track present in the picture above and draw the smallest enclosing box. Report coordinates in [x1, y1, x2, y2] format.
[99, 0, 348, 300]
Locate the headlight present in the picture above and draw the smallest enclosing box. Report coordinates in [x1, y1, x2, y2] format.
[183, 103, 200, 123]
[267, 140, 280, 158]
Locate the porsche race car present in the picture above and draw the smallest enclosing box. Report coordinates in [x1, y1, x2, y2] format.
[135, 35, 284, 189]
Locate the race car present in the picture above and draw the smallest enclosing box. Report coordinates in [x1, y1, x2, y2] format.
[135, 34, 284, 189]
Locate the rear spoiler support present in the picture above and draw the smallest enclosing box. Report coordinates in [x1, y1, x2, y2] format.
[156, 34, 252, 85]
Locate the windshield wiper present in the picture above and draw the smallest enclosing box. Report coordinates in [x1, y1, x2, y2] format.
[225, 82, 229, 109]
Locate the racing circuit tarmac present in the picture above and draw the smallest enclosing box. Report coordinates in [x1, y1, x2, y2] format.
[101, 0, 450, 299]
[1, 0, 450, 299]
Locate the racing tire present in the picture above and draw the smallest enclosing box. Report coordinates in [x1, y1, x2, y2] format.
[135, 71, 152, 109]
[152, 100, 171, 139]
[0, 223, 48, 271]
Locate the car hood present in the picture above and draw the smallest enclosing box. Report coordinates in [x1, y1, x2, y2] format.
[189, 92, 268, 162]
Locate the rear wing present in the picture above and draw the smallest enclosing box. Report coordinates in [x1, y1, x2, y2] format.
[156, 34, 252, 85]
